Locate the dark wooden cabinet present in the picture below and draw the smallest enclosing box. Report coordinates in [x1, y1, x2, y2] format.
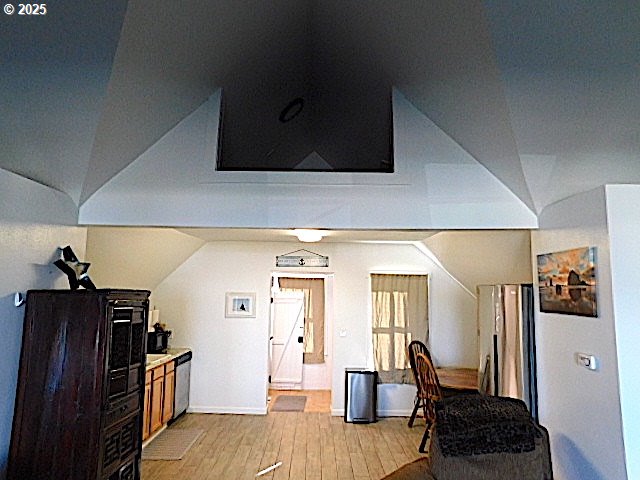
[8, 289, 150, 480]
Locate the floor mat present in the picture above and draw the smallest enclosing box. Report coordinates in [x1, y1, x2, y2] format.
[142, 428, 204, 460]
[271, 395, 307, 412]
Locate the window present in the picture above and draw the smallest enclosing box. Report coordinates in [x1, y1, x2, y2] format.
[371, 274, 428, 384]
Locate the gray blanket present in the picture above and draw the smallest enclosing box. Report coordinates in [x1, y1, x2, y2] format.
[435, 394, 540, 457]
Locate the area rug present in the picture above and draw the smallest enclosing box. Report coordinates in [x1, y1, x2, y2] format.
[142, 428, 204, 460]
[271, 395, 307, 412]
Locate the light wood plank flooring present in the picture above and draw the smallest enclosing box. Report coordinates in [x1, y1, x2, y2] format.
[142, 411, 427, 479]
[268, 389, 332, 413]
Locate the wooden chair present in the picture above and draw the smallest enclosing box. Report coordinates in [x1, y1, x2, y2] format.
[407, 340, 435, 428]
[414, 351, 443, 453]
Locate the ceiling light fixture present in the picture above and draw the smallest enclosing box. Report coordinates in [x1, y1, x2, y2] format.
[293, 229, 324, 243]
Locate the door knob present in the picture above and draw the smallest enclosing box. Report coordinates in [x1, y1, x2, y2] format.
[298, 336, 303, 343]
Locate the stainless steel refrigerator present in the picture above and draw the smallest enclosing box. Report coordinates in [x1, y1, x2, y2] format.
[477, 284, 538, 421]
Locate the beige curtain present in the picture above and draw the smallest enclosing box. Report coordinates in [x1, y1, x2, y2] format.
[279, 277, 325, 364]
[371, 274, 429, 384]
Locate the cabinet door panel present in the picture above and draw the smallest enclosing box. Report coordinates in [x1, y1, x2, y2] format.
[101, 412, 140, 478]
[162, 369, 175, 423]
[143, 381, 152, 440]
[150, 375, 164, 434]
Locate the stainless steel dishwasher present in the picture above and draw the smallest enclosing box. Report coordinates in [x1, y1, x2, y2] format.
[173, 351, 192, 419]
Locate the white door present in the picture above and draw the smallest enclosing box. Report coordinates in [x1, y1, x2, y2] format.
[270, 291, 305, 389]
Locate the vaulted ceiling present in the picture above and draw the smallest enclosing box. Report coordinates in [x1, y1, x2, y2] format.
[2, 0, 638, 215]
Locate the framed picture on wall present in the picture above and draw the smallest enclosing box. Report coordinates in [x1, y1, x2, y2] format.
[536, 246, 597, 317]
[225, 292, 256, 317]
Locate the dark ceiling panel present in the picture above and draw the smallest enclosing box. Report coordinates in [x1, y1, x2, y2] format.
[216, 1, 394, 172]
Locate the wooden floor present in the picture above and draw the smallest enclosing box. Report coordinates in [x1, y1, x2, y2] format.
[141, 399, 427, 479]
[268, 389, 332, 413]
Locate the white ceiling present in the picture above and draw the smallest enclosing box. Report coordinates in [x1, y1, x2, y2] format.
[176, 228, 437, 244]
[1, 0, 638, 214]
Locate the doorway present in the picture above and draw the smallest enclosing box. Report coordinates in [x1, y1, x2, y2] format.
[269, 273, 333, 391]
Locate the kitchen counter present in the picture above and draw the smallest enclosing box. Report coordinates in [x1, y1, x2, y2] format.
[167, 347, 191, 357]
[145, 347, 191, 370]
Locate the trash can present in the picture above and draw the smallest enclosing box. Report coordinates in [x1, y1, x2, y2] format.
[344, 369, 378, 423]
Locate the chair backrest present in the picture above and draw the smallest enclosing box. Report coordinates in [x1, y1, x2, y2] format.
[407, 340, 431, 389]
[415, 352, 443, 420]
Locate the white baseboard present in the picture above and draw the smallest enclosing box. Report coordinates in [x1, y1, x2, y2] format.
[377, 409, 413, 417]
[269, 383, 302, 390]
[331, 408, 412, 417]
[186, 406, 411, 417]
[187, 405, 268, 415]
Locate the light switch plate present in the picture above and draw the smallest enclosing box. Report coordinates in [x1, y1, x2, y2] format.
[577, 353, 597, 370]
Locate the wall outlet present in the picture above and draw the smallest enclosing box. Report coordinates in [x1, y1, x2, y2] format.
[576, 353, 597, 371]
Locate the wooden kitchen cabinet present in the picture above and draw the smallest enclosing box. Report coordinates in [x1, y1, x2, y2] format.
[142, 370, 152, 441]
[149, 365, 165, 434]
[147, 360, 176, 438]
[162, 362, 175, 423]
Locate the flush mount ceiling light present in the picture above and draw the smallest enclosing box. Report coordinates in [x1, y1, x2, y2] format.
[293, 229, 324, 242]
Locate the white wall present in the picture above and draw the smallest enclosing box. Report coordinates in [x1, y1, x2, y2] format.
[424, 230, 532, 293]
[0, 170, 87, 480]
[330, 242, 477, 416]
[79, 89, 537, 230]
[151, 241, 476, 416]
[532, 187, 626, 480]
[85, 226, 205, 291]
[605, 185, 640, 480]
